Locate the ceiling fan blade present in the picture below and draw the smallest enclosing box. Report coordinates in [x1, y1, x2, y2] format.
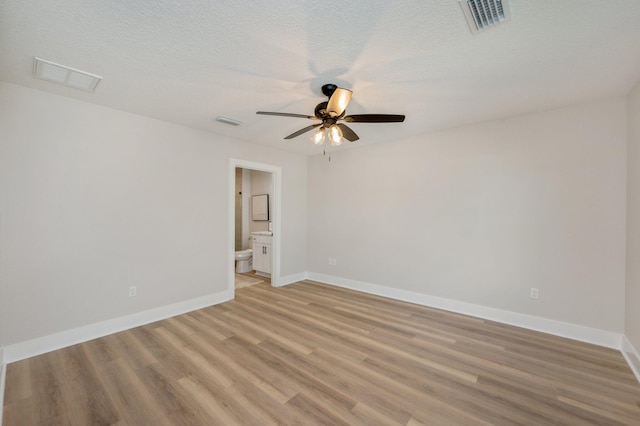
[284, 123, 323, 139]
[337, 123, 359, 142]
[326, 88, 352, 118]
[343, 114, 405, 123]
[257, 111, 318, 120]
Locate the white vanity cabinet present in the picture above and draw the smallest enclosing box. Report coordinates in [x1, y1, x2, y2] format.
[252, 234, 272, 277]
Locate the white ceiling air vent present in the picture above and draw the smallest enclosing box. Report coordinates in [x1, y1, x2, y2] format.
[33, 57, 102, 92]
[215, 115, 243, 126]
[459, 0, 511, 34]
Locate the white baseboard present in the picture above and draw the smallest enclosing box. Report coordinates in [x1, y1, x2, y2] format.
[274, 271, 308, 287]
[622, 336, 640, 383]
[2, 290, 232, 365]
[307, 273, 622, 349]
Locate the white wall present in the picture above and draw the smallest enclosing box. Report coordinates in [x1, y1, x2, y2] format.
[234, 168, 243, 250]
[0, 82, 307, 348]
[308, 98, 627, 333]
[241, 169, 251, 250]
[627, 81, 640, 352]
[249, 170, 273, 234]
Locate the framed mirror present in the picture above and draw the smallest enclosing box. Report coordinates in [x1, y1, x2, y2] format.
[252, 194, 269, 221]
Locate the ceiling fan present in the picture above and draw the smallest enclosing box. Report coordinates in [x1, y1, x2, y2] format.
[256, 84, 405, 146]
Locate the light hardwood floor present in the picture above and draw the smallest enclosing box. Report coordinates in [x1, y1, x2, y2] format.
[3, 280, 640, 425]
[235, 271, 271, 289]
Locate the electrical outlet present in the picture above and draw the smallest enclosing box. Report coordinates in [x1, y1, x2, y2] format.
[129, 286, 137, 297]
[328, 258, 337, 266]
[530, 287, 539, 299]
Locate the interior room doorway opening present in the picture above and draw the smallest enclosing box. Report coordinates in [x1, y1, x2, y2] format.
[228, 159, 281, 298]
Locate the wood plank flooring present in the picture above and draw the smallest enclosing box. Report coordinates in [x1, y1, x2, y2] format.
[3, 280, 640, 425]
[235, 271, 271, 289]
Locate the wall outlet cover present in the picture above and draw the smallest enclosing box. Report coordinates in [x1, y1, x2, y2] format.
[530, 288, 539, 299]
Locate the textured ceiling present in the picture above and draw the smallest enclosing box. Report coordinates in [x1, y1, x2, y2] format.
[2, 0, 640, 155]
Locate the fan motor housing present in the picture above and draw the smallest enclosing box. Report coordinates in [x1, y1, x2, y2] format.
[314, 101, 345, 121]
[314, 101, 328, 118]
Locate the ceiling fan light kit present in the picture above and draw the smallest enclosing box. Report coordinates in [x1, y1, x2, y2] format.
[312, 127, 325, 145]
[326, 88, 352, 117]
[311, 123, 344, 147]
[257, 83, 405, 148]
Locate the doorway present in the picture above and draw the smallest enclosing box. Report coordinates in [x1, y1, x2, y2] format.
[228, 159, 281, 298]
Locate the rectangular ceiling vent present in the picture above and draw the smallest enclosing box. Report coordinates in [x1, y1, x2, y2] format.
[459, 0, 511, 34]
[33, 57, 102, 93]
[215, 115, 243, 126]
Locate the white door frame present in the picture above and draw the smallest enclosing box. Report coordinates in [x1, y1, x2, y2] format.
[228, 159, 282, 297]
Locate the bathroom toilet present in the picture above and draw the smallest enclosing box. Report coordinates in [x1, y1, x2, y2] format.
[234, 249, 253, 273]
